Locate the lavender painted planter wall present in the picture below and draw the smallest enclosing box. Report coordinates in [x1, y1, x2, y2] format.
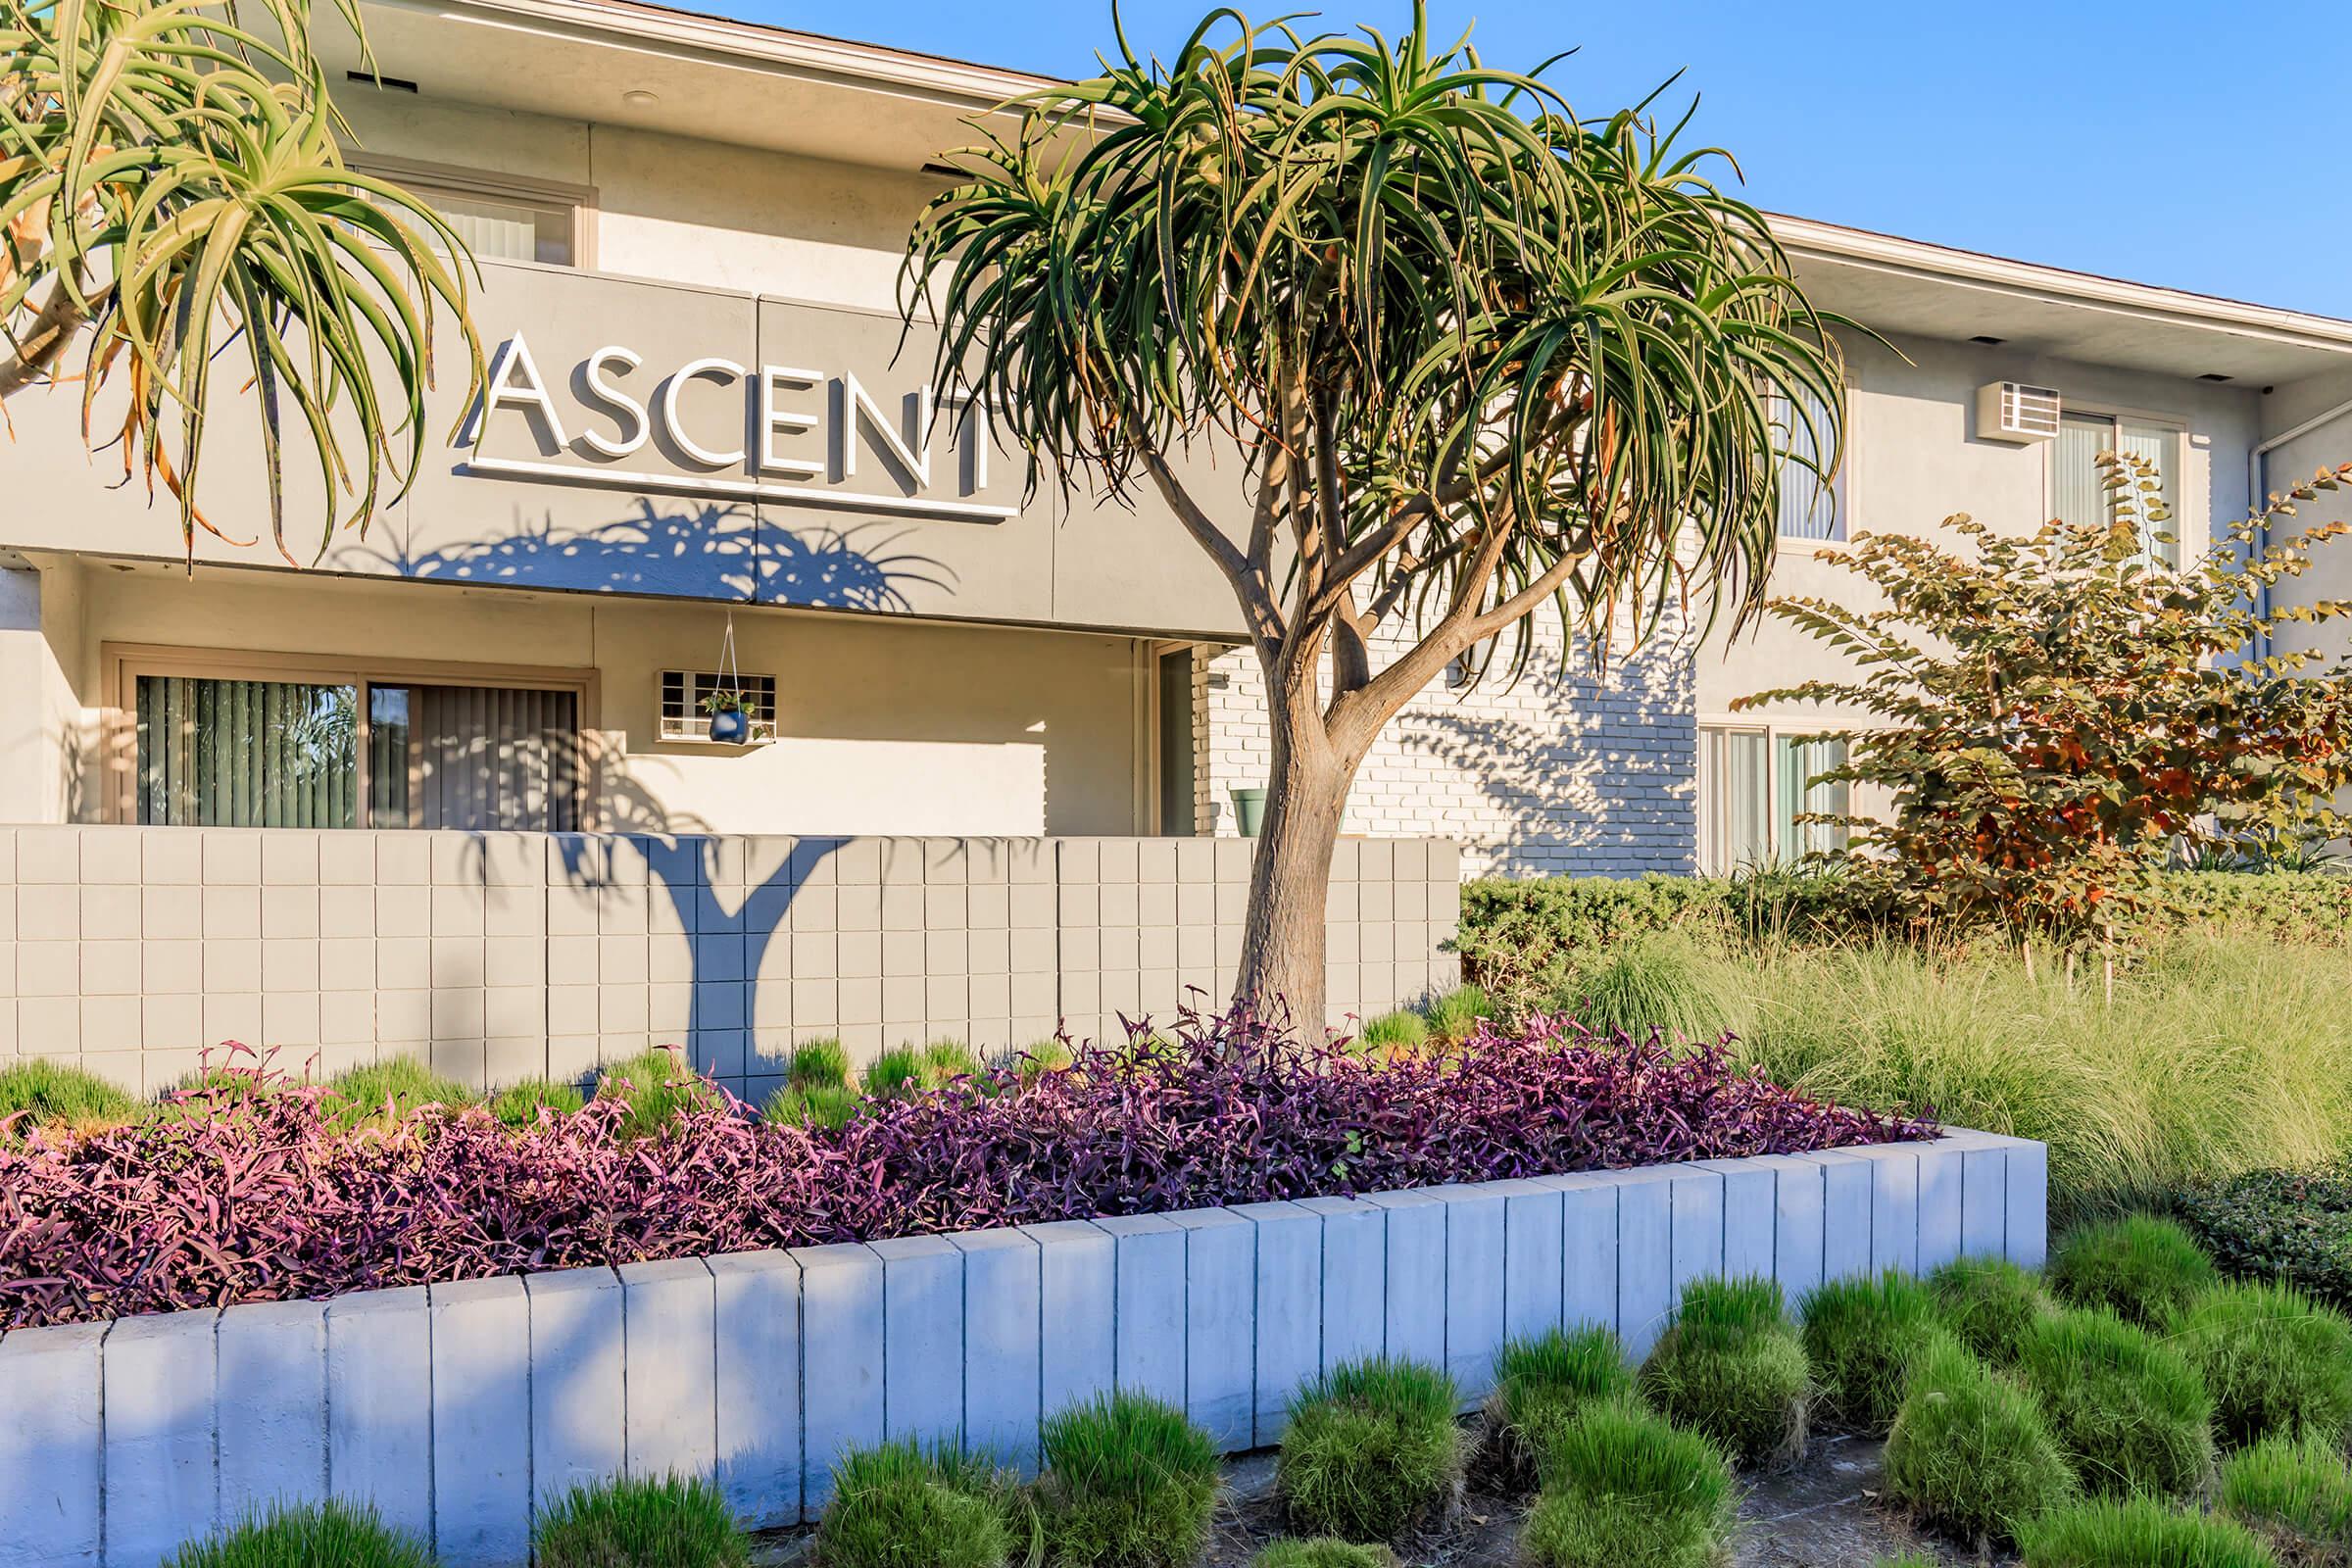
[0, 1130, 2044, 1566]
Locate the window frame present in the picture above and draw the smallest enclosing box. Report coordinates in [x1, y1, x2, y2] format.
[1770, 375, 1855, 553]
[1694, 716, 1851, 875]
[2043, 398, 2196, 564]
[102, 643, 601, 829]
[342, 153, 598, 270]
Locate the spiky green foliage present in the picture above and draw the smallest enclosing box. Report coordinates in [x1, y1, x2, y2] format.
[1883, 1332, 2077, 1547]
[2015, 1308, 2216, 1500]
[489, 1079, 585, 1127]
[531, 1473, 746, 1568]
[0, 1059, 137, 1132]
[2221, 1437, 2352, 1564]
[1354, 1009, 1430, 1055]
[2177, 1282, 2352, 1449]
[593, 1050, 725, 1140]
[1486, 1325, 1636, 1492]
[1521, 1399, 1736, 1568]
[1250, 1543, 1398, 1568]
[864, 1047, 929, 1102]
[816, 1439, 1015, 1568]
[0, 0, 482, 555]
[906, 5, 1844, 1020]
[1279, 1356, 1463, 1543]
[162, 1499, 432, 1567]
[322, 1056, 478, 1127]
[2018, 1497, 2281, 1568]
[1560, 933, 1729, 1042]
[1423, 987, 1492, 1046]
[922, 1039, 983, 1085]
[788, 1038, 853, 1089]
[761, 1081, 862, 1131]
[1932, 1255, 2054, 1365]
[2049, 1216, 2219, 1330]
[1038, 1392, 1219, 1568]
[1640, 1275, 1810, 1466]
[1801, 1269, 1942, 1433]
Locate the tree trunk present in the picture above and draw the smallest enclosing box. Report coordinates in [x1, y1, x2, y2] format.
[1234, 691, 1353, 1036]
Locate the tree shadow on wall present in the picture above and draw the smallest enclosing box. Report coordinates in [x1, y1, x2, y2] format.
[367, 498, 955, 612]
[1390, 638, 1697, 878]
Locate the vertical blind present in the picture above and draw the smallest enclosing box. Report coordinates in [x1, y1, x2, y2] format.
[1700, 727, 1771, 874]
[403, 185, 573, 266]
[135, 673, 580, 831]
[2056, 412, 2179, 566]
[1775, 736, 1849, 859]
[1773, 383, 1842, 541]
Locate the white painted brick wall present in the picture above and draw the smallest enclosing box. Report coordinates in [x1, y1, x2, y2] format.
[1194, 612, 1698, 877]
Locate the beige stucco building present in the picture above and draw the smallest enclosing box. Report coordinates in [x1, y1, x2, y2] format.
[8, 0, 2352, 879]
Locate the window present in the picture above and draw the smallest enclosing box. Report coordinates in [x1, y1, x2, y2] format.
[118, 651, 590, 831]
[658, 670, 777, 744]
[1155, 648, 1197, 836]
[1772, 381, 1843, 542]
[2054, 409, 2181, 566]
[348, 158, 587, 267]
[1698, 725, 1849, 874]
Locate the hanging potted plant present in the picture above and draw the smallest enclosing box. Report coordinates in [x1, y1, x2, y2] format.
[703, 688, 754, 745]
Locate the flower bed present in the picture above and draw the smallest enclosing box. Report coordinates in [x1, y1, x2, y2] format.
[0, 1010, 1934, 1331]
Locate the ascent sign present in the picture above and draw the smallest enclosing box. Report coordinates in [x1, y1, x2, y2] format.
[456, 332, 1009, 523]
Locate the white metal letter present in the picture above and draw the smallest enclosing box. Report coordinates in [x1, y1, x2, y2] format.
[658, 357, 748, 469]
[756, 365, 824, 478]
[835, 372, 932, 488]
[577, 346, 650, 459]
[466, 333, 567, 450]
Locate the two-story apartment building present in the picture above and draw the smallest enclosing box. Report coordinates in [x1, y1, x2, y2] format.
[10, 0, 2352, 877]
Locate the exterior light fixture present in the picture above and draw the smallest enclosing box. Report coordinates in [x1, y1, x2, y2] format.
[622, 88, 660, 107]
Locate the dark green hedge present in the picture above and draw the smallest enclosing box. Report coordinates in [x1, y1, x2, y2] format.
[2175, 1164, 2352, 1313]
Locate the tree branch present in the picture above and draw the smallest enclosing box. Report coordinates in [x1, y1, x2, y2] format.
[1129, 413, 1287, 651]
[0, 271, 101, 402]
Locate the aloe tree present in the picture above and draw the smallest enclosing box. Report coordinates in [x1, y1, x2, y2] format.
[906, 5, 1846, 1025]
[0, 0, 480, 559]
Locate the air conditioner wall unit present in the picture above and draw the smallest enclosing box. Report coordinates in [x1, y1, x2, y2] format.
[1977, 381, 2062, 444]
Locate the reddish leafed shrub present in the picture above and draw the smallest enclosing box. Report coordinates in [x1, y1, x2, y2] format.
[0, 1011, 1933, 1329]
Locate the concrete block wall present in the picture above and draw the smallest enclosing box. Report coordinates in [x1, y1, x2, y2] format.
[1197, 613, 1698, 876]
[0, 827, 1461, 1102]
[0, 1130, 2047, 1566]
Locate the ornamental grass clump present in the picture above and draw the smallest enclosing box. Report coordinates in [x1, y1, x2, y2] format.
[162, 1499, 432, 1568]
[532, 1473, 747, 1568]
[1639, 1275, 1809, 1467]
[1250, 1543, 1398, 1568]
[1484, 1326, 1636, 1492]
[1931, 1254, 2054, 1365]
[594, 1049, 729, 1140]
[1558, 932, 1731, 1044]
[322, 1055, 479, 1128]
[1038, 1392, 1218, 1568]
[1521, 1399, 1736, 1568]
[0, 1012, 1931, 1331]
[2049, 1215, 2219, 1330]
[2220, 1437, 2352, 1565]
[1278, 1356, 1464, 1543]
[2177, 1281, 2352, 1448]
[788, 1038, 853, 1089]
[2014, 1308, 2216, 1500]
[489, 1078, 585, 1127]
[2017, 1496, 2281, 1568]
[1883, 1331, 2077, 1548]
[0, 1058, 137, 1135]
[1801, 1270, 1942, 1433]
[816, 1439, 1016, 1568]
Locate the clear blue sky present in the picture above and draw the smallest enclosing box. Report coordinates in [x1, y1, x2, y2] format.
[730, 0, 2349, 319]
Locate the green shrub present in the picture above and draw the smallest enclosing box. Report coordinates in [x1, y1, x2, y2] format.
[2017, 1496, 2280, 1568]
[2014, 1308, 2216, 1500]
[1521, 1399, 1735, 1568]
[593, 1050, 725, 1139]
[1421, 986, 1491, 1044]
[1250, 1543, 1398, 1568]
[1883, 1332, 2077, 1547]
[2049, 1215, 2219, 1329]
[488, 1078, 585, 1127]
[816, 1439, 1014, 1568]
[788, 1037, 853, 1089]
[864, 1046, 929, 1102]
[1639, 1275, 1809, 1466]
[530, 1473, 747, 1568]
[1557, 932, 1730, 1042]
[1484, 1325, 1635, 1491]
[1354, 1009, 1430, 1055]
[2220, 1437, 2352, 1563]
[1800, 1269, 1942, 1433]
[1278, 1356, 1462, 1543]
[323, 1057, 479, 1127]
[163, 1499, 432, 1567]
[1037, 1392, 1219, 1568]
[0, 1059, 138, 1133]
[922, 1039, 983, 1085]
[1017, 1039, 1075, 1084]
[762, 1081, 862, 1131]
[1931, 1254, 2053, 1364]
[2178, 1281, 2352, 1448]
[2178, 1162, 2352, 1313]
